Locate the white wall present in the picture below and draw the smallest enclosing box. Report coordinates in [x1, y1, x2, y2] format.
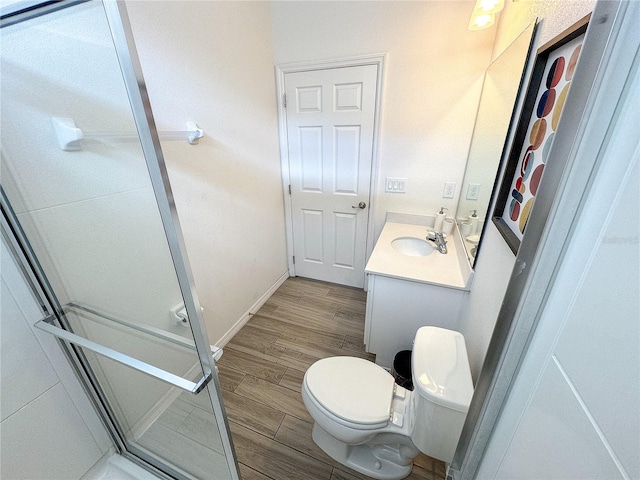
[0, 239, 111, 479]
[456, 0, 595, 379]
[270, 1, 496, 244]
[125, 1, 288, 345]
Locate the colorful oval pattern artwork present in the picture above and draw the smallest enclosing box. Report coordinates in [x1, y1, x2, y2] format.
[504, 35, 584, 239]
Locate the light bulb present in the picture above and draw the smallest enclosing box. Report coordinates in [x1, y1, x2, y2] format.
[473, 0, 504, 15]
[468, 13, 495, 30]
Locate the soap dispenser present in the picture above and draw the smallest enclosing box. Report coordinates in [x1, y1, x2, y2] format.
[469, 210, 479, 235]
[434, 207, 447, 231]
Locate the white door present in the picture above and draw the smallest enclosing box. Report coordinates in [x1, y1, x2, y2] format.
[284, 65, 378, 288]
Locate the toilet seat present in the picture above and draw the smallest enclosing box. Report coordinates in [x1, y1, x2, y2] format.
[304, 356, 395, 427]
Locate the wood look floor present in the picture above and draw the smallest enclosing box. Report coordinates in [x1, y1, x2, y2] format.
[217, 277, 446, 480]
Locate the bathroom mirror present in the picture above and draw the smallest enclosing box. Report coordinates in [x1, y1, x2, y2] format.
[456, 23, 536, 265]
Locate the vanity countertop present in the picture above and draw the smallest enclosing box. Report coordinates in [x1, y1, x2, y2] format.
[365, 222, 472, 290]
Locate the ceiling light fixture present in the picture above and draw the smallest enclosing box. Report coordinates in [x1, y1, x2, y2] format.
[468, 0, 504, 30]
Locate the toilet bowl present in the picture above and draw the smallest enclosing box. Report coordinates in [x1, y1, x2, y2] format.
[301, 326, 473, 480]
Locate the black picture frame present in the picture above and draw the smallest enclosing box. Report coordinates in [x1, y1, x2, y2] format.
[492, 14, 590, 254]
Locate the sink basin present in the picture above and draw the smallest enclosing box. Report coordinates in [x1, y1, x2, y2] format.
[391, 237, 434, 257]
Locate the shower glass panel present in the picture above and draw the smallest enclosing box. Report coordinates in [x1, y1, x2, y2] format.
[0, 1, 237, 479]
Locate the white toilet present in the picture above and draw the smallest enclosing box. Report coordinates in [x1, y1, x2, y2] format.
[302, 326, 473, 480]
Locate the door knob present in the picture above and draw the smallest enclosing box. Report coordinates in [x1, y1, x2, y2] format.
[352, 202, 367, 209]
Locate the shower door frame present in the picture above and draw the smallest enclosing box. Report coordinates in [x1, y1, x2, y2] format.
[0, 1, 240, 479]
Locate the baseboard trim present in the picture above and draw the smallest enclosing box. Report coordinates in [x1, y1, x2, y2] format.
[215, 270, 290, 348]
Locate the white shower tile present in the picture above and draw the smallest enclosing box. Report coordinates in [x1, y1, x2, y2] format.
[0, 383, 103, 480]
[0, 238, 45, 324]
[1, 238, 112, 452]
[17, 187, 183, 331]
[0, 279, 59, 421]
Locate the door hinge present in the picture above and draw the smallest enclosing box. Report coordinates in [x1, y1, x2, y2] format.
[292, 255, 295, 264]
[282, 93, 287, 108]
[288, 184, 291, 195]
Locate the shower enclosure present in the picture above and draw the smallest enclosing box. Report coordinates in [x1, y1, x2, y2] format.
[0, 1, 239, 479]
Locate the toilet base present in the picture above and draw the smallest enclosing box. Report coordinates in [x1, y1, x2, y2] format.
[311, 423, 417, 480]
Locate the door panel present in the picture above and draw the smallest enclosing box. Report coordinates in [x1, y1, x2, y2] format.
[334, 125, 361, 194]
[285, 65, 378, 287]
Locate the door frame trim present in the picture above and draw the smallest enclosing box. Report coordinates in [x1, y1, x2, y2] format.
[275, 54, 386, 281]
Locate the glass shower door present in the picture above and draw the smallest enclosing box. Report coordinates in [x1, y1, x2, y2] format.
[0, 1, 238, 479]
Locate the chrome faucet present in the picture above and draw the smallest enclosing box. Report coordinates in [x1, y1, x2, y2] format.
[426, 230, 448, 254]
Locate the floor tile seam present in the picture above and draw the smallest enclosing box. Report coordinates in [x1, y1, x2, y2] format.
[331, 466, 371, 480]
[325, 291, 367, 303]
[275, 356, 318, 373]
[327, 294, 367, 303]
[300, 293, 342, 310]
[219, 355, 288, 381]
[272, 410, 288, 440]
[298, 300, 362, 316]
[233, 374, 307, 419]
[224, 397, 286, 438]
[156, 418, 226, 457]
[277, 345, 322, 362]
[238, 462, 278, 480]
[256, 311, 350, 338]
[252, 316, 347, 344]
[224, 342, 286, 361]
[276, 360, 314, 374]
[216, 364, 246, 390]
[244, 317, 287, 335]
[228, 417, 280, 442]
[231, 419, 330, 478]
[340, 344, 368, 355]
[275, 340, 373, 361]
[334, 308, 367, 319]
[269, 292, 305, 303]
[273, 310, 339, 325]
[256, 297, 343, 316]
[276, 378, 303, 395]
[231, 370, 285, 386]
[218, 354, 282, 372]
[331, 307, 365, 319]
[277, 333, 348, 350]
[272, 434, 338, 474]
[274, 339, 343, 358]
[156, 412, 188, 434]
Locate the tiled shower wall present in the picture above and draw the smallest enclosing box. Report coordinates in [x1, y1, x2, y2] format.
[0, 238, 111, 479]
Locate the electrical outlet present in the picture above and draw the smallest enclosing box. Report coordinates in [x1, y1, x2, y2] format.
[386, 177, 407, 193]
[467, 183, 481, 200]
[443, 182, 456, 199]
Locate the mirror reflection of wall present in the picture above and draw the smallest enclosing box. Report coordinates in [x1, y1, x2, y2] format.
[457, 23, 536, 265]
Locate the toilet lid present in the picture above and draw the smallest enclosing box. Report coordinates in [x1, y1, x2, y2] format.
[305, 356, 395, 425]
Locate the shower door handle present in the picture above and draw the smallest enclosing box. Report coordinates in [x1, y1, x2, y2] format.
[35, 315, 212, 395]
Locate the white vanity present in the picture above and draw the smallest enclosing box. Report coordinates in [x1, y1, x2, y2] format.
[364, 217, 473, 368]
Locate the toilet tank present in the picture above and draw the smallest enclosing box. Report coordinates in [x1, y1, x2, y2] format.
[409, 326, 473, 463]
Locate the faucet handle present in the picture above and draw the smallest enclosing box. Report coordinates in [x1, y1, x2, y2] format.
[426, 231, 437, 241]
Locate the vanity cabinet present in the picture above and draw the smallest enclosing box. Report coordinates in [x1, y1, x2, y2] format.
[365, 274, 467, 368]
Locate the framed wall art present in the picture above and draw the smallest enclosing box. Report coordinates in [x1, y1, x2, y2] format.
[492, 15, 590, 254]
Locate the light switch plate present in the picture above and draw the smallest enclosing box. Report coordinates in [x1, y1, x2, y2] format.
[386, 177, 407, 193]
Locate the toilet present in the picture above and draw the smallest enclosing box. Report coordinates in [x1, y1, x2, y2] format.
[301, 326, 473, 480]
